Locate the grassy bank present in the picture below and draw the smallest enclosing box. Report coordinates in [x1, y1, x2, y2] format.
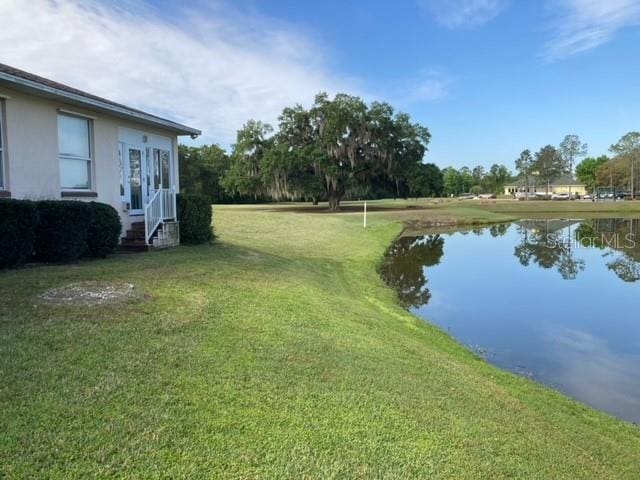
[2, 202, 640, 478]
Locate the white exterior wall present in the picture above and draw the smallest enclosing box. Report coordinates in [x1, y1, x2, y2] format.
[0, 85, 180, 235]
[1, 90, 60, 199]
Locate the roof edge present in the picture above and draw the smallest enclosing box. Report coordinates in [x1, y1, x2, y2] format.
[0, 70, 201, 137]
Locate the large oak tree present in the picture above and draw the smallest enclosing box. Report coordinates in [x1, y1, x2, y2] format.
[222, 92, 432, 211]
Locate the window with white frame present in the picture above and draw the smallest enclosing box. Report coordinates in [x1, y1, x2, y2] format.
[58, 113, 92, 190]
[0, 99, 5, 190]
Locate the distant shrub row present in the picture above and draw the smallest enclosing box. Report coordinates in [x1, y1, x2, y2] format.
[177, 194, 213, 244]
[0, 199, 122, 268]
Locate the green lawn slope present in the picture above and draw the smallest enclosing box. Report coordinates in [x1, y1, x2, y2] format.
[1, 202, 639, 478]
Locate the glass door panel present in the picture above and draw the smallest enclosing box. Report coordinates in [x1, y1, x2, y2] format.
[153, 149, 161, 190]
[128, 147, 144, 213]
[152, 148, 171, 190]
[160, 149, 171, 188]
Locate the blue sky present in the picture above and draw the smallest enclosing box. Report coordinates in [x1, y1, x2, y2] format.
[1, 0, 640, 170]
[224, 0, 640, 169]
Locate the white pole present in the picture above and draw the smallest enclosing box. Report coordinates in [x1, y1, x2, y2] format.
[364, 201, 367, 229]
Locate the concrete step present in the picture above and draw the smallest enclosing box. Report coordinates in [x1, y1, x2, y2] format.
[125, 230, 146, 240]
[121, 239, 147, 246]
[119, 221, 173, 253]
[119, 244, 150, 253]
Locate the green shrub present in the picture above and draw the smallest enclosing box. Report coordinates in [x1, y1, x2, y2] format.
[1, 200, 122, 267]
[86, 202, 122, 258]
[35, 200, 91, 262]
[0, 199, 39, 268]
[177, 194, 213, 244]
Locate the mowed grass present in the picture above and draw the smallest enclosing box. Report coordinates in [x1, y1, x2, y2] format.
[2, 201, 640, 479]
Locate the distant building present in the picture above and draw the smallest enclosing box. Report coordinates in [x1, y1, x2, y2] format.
[504, 175, 587, 197]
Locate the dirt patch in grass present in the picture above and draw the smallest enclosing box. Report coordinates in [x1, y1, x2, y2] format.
[38, 281, 142, 306]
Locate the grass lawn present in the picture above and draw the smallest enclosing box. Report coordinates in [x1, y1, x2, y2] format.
[2, 200, 640, 478]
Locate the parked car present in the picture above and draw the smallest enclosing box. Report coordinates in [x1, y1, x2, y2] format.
[583, 194, 593, 200]
[551, 193, 570, 200]
[458, 193, 476, 200]
[515, 192, 536, 200]
[597, 193, 615, 200]
[478, 193, 496, 199]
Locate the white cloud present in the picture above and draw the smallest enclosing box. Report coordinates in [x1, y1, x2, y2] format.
[0, 0, 360, 146]
[404, 69, 452, 103]
[544, 0, 640, 61]
[546, 326, 640, 421]
[418, 0, 508, 28]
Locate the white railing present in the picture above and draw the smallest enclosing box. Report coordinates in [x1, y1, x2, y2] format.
[161, 187, 177, 221]
[144, 187, 176, 245]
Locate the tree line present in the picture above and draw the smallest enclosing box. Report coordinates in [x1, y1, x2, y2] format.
[180, 92, 445, 210]
[180, 96, 640, 204]
[586, 132, 640, 196]
[512, 135, 587, 196]
[440, 164, 512, 197]
[514, 132, 640, 195]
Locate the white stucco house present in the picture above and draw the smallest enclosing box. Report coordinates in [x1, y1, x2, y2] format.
[0, 63, 200, 249]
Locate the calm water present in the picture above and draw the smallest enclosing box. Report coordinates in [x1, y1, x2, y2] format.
[380, 219, 640, 424]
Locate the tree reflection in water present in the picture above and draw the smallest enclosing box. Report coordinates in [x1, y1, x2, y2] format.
[607, 257, 640, 282]
[489, 224, 509, 237]
[513, 220, 586, 280]
[379, 219, 640, 424]
[381, 219, 640, 309]
[379, 235, 444, 308]
[575, 218, 640, 282]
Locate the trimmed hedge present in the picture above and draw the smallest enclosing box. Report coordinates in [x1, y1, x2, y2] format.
[35, 201, 122, 262]
[177, 194, 213, 244]
[35, 201, 92, 262]
[86, 202, 122, 258]
[0, 199, 122, 268]
[0, 199, 39, 268]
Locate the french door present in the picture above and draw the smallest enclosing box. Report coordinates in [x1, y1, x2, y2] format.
[124, 144, 146, 215]
[121, 144, 173, 216]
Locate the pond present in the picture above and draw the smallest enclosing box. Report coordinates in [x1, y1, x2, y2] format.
[380, 218, 640, 424]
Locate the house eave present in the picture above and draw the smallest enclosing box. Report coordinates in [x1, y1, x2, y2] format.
[0, 72, 201, 137]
